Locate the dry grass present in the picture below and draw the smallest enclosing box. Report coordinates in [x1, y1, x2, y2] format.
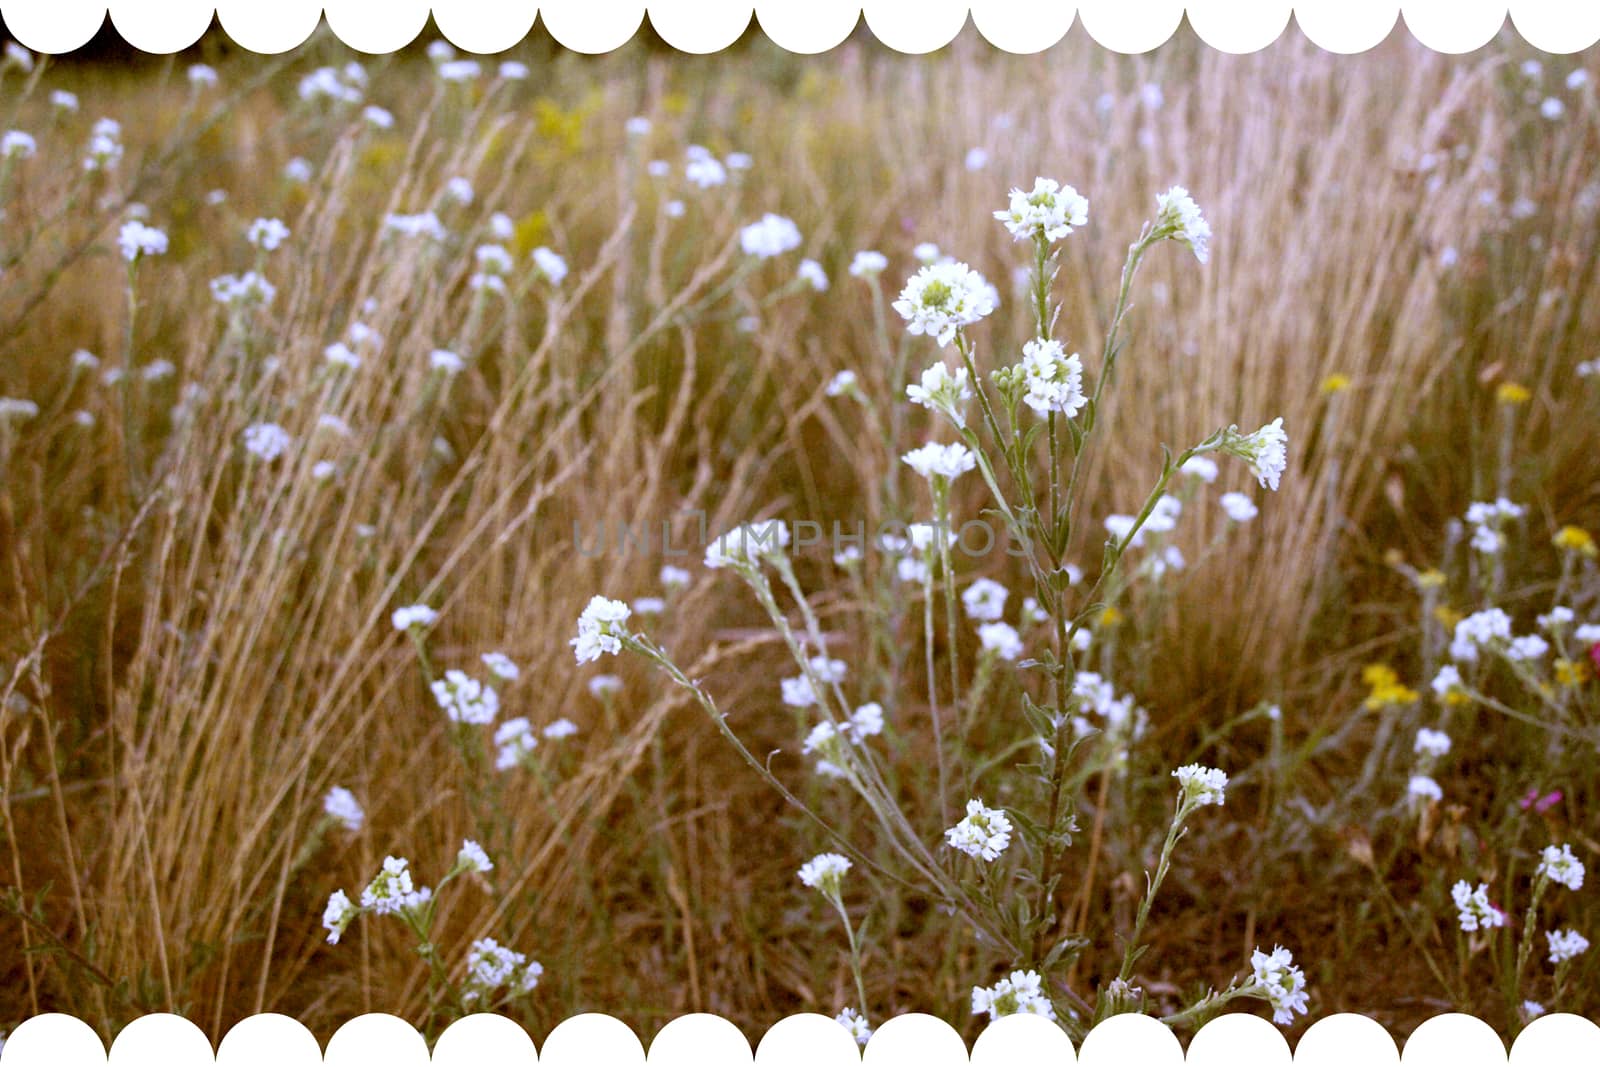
[1, 26, 1597, 1045]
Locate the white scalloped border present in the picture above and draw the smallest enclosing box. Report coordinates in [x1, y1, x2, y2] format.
[1, 1011, 1599, 1065]
[1, 2, 1599, 54]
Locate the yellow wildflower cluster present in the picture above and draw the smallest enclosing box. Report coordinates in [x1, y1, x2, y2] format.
[1361, 664, 1419, 709]
[1553, 525, 1597, 559]
[1496, 382, 1532, 405]
[1555, 659, 1593, 687]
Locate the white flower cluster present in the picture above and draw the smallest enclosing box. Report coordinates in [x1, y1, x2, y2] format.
[456, 839, 493, 874]
[493, 718, 538, 770]
[1450, 881, 1505, 932]
[210, 271, 277, 308]
[739, 214, 801, 259]
[571, 596, 632, 663]
[1464, 498, 1524, 555]
[834, 1008, 873, 1046]
[383, 211, 448, 242]
[780, 655, 848, 709]
[1153, 185, 1213, 264]
[391, 604, 438, 632]
[359, 855, 431, 917]
[1546, 928, 1590, 965]
[430, 670, 500, 725]
[2, 130, 36, 160]
[298, 64, 365, 105]
[944, 798, 1013, 862]
[902, 441, 975, 483]
[1414, 728, 1451, 759]
[976, 622, 1023, 661]
[1449, 607, 1512, 663]
[462, 937, 543, 1004]
[704, 520, 790, 570]
[905, 362, 973, 427]
[797, 852, 851, 898]
[1173, 764, 1229, 808]
[994, 177, 1089, 243]
[1249, 945, 1310, 1026]
[1538, 843, 1586, 891]
[962, 578, 1008, 622]
[1017, 338, 1087, 418]
[243, 422, 291, 462]
[85, 117, 123, 172]
[118, 220, 168, 262]
[685, 145, 727, 189]
[322, 786, 365, 834]
[893, 261, 997, 348]
[247, 217, 290, 251]
[1219, 418, 1289, 491]
[971, 970, 1055, 1020]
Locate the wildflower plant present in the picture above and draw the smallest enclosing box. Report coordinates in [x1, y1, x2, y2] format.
[584, 178, 1305, 1037]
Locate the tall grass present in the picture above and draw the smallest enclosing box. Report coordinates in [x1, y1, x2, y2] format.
[0, 27, 1596, 1042]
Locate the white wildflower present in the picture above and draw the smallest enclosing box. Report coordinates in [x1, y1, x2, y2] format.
[962, 578, 1009, 622]
[902, 441, 975, 483]
[242, 423, 290, 462]
[456, 839, 493, 874]
[531, 246, 568, 284]
[944, 799, 1013, 862]
[1018, 338, 1087, 418]
[739, 214, 802, 259]
[391, 604, 438, 631]
[994, 177, 1089, 243]
[1408, 775, 1443, 804]
[705, 520, 790, 569]
[797, 852, 851, 897]
[1546, 929, 1589, 965]
[544, 718, 579, 740]
[971, 970, 1055, 1020]
[849, 250, 889, 278]
[571, 596, 632, 663]
[1451, 881, 1505, 932]
[905, 362, 973, 427]
[494, 717, 538, 770]
[361, 856, 430, 916]
[1220, 492, 1258, 523]
[797, 258, 829, 291]
[893, 261, 997, 347]
[1414, 728, 1451, 758]
[1538, 844, 1585, 891]
[1249, 945, 1309, 1026]
[430, 670, 500, 725]
[1220, 418, 1288, 491]
[977, 622, 1023, 661]
[322, 889, 356, 944]
[834, 1008, 872, 1045]
[1153, 185, 1212, 264]
[322, 787, 365, 834]
[481, 652, 519, 682]
[1173, 764, 1228, 808]
[118, 221, 168, 262]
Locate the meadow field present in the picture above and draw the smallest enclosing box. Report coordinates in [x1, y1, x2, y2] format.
[0, 23, 1597, 1048]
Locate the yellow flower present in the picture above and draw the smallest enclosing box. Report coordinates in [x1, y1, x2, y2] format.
[1417, 568, 1447, 590]
[1361, 663, 1398, 688]
[1434, 605, 1463, 630]
[1099, 607, 1124, 628]
[1496, 382, 1531, 406]
[1320, 373, 1352, 395]
[1553, 525, 1598, 559]
[1361, 663, 1418, 709]
[1555, 659, 1592, 687]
